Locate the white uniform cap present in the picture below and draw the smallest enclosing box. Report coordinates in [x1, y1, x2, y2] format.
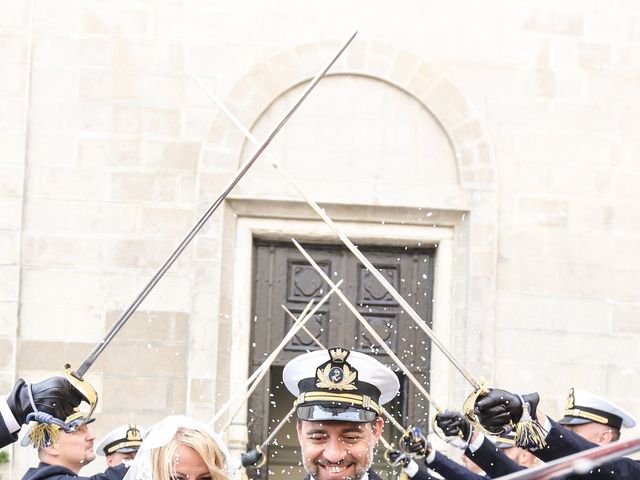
[559, 388, 636, 429]
[95, 424, 145, 456]
[283, 347, 400, 422]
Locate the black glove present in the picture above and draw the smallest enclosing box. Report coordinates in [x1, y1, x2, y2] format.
[386, 449, 410, 468]
[474, 388, 540, 431]
[400, 426, 430, 458]
[241, 448, 264, 467]
[6, 377, 86, 425]
[435, 410, 472, 442]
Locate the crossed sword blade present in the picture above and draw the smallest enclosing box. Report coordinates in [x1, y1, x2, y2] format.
[64, 31, 358, 414]
[272, 164, 481, 391]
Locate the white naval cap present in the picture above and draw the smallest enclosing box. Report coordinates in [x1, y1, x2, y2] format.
[559, 388, 636, 430]
[283, 347, 400, 422]
[95, 424, 145, 456]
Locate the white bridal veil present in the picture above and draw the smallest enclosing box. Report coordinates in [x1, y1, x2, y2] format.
[123, 415, 232, 480]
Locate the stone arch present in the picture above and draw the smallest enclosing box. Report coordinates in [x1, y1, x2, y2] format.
[205, 38, 497, 196]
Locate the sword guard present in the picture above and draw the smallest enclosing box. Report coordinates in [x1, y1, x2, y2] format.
[63, 364, 98, 426]
[462, 378, 514, 436]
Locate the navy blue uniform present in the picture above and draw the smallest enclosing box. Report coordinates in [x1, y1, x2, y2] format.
[21, 463, 127, 480]
[536, 420, 640, 480]
[464, 436, 525, 477]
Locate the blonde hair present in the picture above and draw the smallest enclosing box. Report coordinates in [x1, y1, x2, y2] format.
[151, 427, 229, 480]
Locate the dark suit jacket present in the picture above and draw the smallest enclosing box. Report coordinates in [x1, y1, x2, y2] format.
[535, 419, 640, 480]
[464, 436, 525, 478]
[21, 463, 127, 480]
[426, 451, 491, 480]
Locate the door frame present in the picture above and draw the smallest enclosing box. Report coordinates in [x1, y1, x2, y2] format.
[222, 198, 462, 455]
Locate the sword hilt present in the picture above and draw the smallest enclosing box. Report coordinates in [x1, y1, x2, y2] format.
[63, 364, 98, 426]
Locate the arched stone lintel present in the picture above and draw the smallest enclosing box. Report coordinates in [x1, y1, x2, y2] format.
[211, 39, 497, 193]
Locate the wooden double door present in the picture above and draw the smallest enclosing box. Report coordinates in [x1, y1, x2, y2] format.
[247, 240, 435, 480]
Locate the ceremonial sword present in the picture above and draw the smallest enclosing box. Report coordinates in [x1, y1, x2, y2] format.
[62, 31, 359, 423]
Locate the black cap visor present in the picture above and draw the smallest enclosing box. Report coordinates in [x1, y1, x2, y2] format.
[558, 416, 592, 426]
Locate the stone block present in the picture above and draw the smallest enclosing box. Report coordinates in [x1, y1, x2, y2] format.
[31, 98, 79, 131]
[190, 377, 215, 405]
[78, 138, 140, 167]
[0, 301, 18, 334]
[0, 265, 19, 301]
[613, 235, 640, 269]
[30, 68, 78, 99]
[142, 75, 185, 109]
[140, 206, 193, 234]
[518, 197, 569, 228]
[104, 310, 181, 343]
[80, 39, 116, 67]
[580, 43, 611, 71]
[18, 302, 104, 343]
[101, 376, 169, 411]
[142, 109, 181, 137]
[0, 1, 29, 29]
[0, 33, 27, 63]
[523, 9, 583, 35]
[37, 166, 108, 201]
[79, 70, 141, 101]
[612, 304, 640, 334]
[498, 259, 609, 298]
[468, 251, 496, 277]
[21, 269, 104, 305]
[179, 174, 196, 203]
[78, 102, 114, 134]
[32, 34, 80, 65]
[114, 106, 142, 134]
[17, 341, 93, 371]
[0, 165, 23, 197]
[110, 171, 177, 202]
[141, 140, 200, 171]
[82, 7, 149, 36]
[613, 203, 640, 233]
[195, 237, 220, 261]
[168, 376, 188, 412]
[100, 343, 187, 377]
[0, 338, 13, 368]
[608, 268, 640, 302]
[23, 235, 103, 267]
[106, 237, 181, 270]
[0, 132, 25, 165]
[24, 200, 138, 234]
[29, 134, 76, 166]
[496, 292, 611, 333]
[0, 63, 26, 95]
[115, 43, 184, 74]
[570, 201, 614, 231]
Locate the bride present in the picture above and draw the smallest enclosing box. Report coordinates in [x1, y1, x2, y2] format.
[124, 415, 230, 480]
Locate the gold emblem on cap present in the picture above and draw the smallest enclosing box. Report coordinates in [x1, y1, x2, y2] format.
[316, 363, 357, 390]
[315, 347, 358, 390]
[126, 425, 142, 442]
[330, 348, 349, 363]
[565, 387, 575, 412]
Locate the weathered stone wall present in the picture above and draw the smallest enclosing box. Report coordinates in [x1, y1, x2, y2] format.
[0, 0, 638, 476]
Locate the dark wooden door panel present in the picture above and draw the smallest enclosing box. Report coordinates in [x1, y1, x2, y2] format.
[248, 240, 435, 480]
